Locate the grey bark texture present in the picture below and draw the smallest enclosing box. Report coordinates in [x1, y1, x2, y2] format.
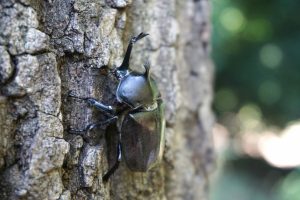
[0, 0, 214, 199]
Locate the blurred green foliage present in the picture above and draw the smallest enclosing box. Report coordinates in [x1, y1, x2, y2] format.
[212, 0, 300, 126]
[210, 157, 300, 200]
[278, 169, 300, 200]
[210, 157, 285, 200]
[211, 1, 300, 200]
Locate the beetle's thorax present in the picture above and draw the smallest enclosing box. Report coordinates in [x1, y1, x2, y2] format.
[116, 71, 159, 109]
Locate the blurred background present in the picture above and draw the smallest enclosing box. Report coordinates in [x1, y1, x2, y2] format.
[210, 0, 300, 199]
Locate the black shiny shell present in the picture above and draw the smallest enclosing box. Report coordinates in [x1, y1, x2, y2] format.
[121, 99, 165, 171]
[116, 72, 160, 108]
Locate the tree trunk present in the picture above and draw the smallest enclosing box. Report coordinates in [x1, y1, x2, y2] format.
[0, 0, 214, 199]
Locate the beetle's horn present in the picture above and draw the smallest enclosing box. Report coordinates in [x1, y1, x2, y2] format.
[132, 32, 149, 43]
[143, 60, 151, 79]
[118, 32, 149, 72]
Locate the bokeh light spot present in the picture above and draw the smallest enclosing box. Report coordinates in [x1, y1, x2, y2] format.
[259, 122, 300, 168]
[259, 44, 283, 68]
[238, 104, 262, 130]
[215, 88, 238, 112]
[220, 7, 245, 33]
[258, 80, 281, 105]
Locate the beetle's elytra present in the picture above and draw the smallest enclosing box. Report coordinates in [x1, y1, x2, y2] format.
[69, 33, 165, 182]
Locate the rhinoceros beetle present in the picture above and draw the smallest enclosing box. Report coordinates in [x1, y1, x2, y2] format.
[68, 33, 165, 182]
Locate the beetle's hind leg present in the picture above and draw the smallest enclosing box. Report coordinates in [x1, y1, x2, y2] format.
[102, 142, 122, 182]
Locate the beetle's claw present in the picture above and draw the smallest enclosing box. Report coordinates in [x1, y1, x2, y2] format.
[102, 173, 110, 183]
[68, 91, 87, 101]
[65, 125, 85, 135]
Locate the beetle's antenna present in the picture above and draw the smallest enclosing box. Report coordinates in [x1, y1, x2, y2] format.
[118, 32, 149, 72]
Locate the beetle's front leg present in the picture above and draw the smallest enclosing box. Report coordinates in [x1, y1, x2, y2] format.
[68, 91, 115, 116]
[86, 98, 114, 114]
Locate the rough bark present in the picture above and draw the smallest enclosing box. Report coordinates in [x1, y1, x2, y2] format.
[0, 0, 214, 199]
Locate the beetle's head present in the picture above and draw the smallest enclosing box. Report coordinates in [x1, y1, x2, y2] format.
[116, 62, 160, 109]
[114, 67, 129, 80]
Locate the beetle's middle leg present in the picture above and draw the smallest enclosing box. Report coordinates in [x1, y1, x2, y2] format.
[68, 91, 115, 116]
[68, 116, 117, 134]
